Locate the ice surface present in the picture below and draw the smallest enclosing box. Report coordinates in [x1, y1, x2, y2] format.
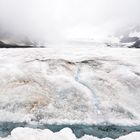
[0, 46, 140, 125]
[0, 127, 140, 140]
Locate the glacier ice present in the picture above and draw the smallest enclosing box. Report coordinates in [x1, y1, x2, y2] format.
[0, 46, 140, 125]
[0, 127, 140, 140]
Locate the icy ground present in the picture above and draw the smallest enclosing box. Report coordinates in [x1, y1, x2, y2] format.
[0, 46, 140, 125]
[0, 127, 140, 140]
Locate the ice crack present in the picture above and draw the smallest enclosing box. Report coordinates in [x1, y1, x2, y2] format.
[75, 63, 101, 115]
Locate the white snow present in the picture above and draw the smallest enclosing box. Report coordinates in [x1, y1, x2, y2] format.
[129, 31, 140, 38]
[0, 46, 140, 125]
[0, 127, 140, 140]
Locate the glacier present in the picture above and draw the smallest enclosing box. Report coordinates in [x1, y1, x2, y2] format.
[0, 127, 140, 140]
[0, 46, 140, 139]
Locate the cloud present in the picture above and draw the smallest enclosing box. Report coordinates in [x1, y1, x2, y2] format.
[0, 0, 140, 45]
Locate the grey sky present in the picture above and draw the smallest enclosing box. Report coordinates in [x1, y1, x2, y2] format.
[0, 0, 140, 44]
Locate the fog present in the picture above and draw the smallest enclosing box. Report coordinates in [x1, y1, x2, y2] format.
[0, 0, 140, 45]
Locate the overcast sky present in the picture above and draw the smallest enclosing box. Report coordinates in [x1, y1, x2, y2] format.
[0, 0, 140, 44]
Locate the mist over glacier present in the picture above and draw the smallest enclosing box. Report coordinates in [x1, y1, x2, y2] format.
[0, 0, 140, 45]
[0, 0, 140, 139]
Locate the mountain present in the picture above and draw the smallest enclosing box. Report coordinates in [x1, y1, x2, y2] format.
[0, 41, 44, 48]
[119, 26, 140, 48]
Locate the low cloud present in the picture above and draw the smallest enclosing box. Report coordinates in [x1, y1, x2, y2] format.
[0, 0, 140, 45]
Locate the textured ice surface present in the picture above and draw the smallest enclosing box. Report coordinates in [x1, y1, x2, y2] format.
[0, 46, 140, 125]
